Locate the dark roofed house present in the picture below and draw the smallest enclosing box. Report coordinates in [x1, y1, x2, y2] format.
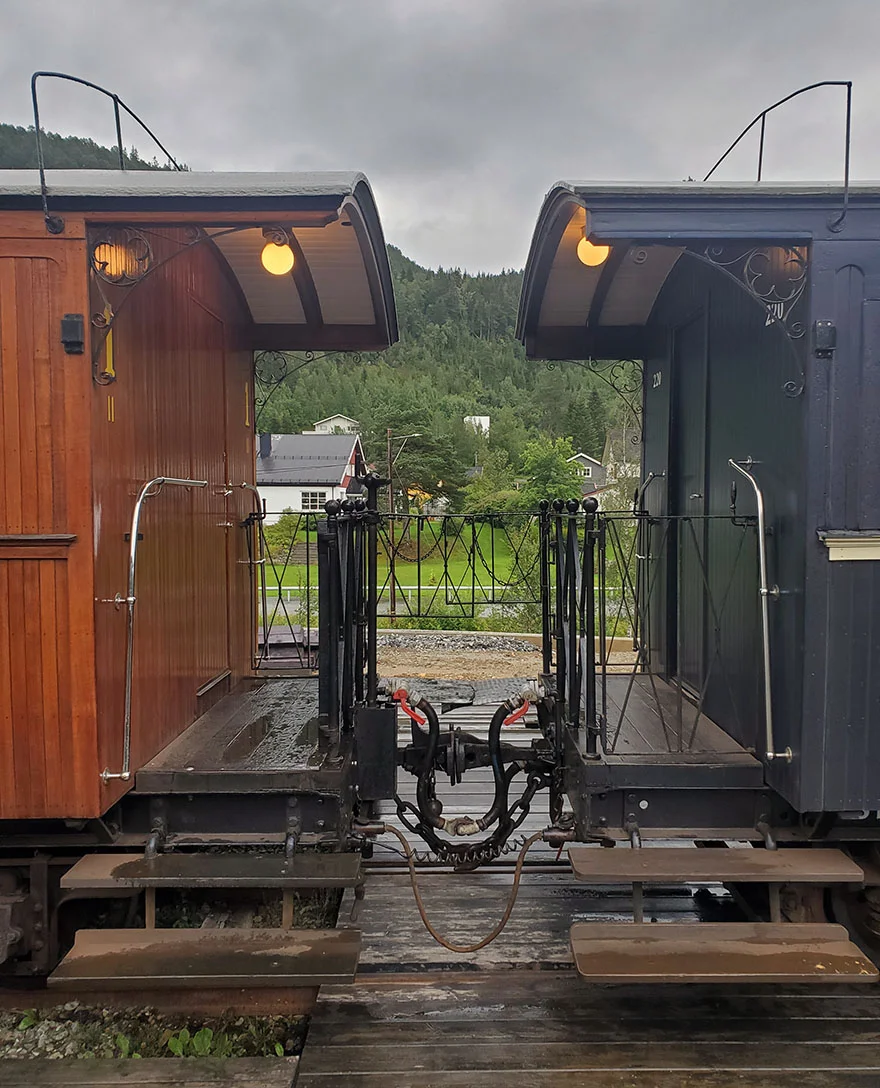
[567, 452, 607, 496]
[257, 433, 365, 521]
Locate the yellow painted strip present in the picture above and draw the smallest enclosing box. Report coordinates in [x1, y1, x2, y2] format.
[103, 305, 116, 379]
[245, 383, 250, 427]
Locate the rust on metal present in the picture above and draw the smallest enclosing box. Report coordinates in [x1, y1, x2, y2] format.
[60, 851, 363, 890]
[568, 845, 865, 884]
[48, 927, 361, 991]
[570, 921, 879, 983]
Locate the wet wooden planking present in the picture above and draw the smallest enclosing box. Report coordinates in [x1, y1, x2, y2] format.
[343, 869, 718, 972]
[300, 973, 880, 1086]
[0, 1057, 298, 1086]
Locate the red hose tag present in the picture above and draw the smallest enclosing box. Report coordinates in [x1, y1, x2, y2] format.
[503, 700, 530, 726]
[393, 688, 427, 725]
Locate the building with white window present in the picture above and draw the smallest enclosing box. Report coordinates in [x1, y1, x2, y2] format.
[567, 452, 607, 496]
[256, 433, 366, 522]
[306, 414, 360, 435]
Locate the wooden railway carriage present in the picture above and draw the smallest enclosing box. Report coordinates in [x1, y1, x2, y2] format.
[0, 170, 395, 980]
[4, 165, 880, 990]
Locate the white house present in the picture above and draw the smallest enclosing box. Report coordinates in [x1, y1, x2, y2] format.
[306, 414, 360, 435]
[464, 414, 490, 435]
[257, 433, 366, 522]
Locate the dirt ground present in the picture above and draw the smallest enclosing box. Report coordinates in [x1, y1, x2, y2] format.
[376, 646, 544, 680]
[376, 644, 636, 680]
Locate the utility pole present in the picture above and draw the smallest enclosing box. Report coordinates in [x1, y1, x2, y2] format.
[386, 428, 394, 518]
[387, 428, 396, 618]
[384, 430, 421, 621]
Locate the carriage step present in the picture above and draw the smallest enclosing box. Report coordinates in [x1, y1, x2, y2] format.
[60, 851, 363, 890]
[570, 922, 878, 983]
[49, 926, 361, 991]
[568, 845, 864, 885]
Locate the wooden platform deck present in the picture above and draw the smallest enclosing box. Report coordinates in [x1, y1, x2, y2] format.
[305, 863, 880, 1084]
[135, 678, 346, 793]
[0, 1058, 299, 1087]
[601, 672, 754, 756]
[299, 971, 880, 1086]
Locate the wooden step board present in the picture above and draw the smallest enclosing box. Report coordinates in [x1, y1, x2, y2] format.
[568, 845, 864, 884]
[570, 922, 878, 983]
[60, 851, 363, 890]
[0, 1057, 298, 1087]
[49, 927, 360, 991]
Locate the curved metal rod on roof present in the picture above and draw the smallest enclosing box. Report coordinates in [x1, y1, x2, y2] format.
[30, 70, 183, 233]
[702, 80, 852, 232]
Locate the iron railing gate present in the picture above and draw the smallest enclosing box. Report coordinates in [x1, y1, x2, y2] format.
[242, 490, 765, 759]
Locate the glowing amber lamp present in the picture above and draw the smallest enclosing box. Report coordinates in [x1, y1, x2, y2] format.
[577, 236, 610, 267]
[261, 241, 295, 275]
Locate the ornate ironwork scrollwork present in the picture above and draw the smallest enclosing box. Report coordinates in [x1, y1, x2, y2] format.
[699, 244, 808, 340]
[689, 243, 808, 396]
[547, 357, 644, 444]
[89, 227, 153, 286]
[254, 349, 363, 427]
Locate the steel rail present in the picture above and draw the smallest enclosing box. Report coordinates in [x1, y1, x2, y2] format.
[102, 477, 208, 783]
[728, 458, 792, 763]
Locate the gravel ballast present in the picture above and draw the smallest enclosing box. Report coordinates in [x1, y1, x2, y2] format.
[378, 631, 537, 653]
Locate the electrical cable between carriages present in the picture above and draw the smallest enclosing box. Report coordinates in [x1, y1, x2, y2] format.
[382, 824, 544, 953]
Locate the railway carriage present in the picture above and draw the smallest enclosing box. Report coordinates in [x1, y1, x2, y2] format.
[3, 156, 880, 990]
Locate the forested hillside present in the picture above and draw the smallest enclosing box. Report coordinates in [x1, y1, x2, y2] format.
[1, 125, 624, 510]
[0, 122, 180, 169]
[258, 246, 620, 508]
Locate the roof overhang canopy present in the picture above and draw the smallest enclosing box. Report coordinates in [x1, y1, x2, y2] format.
[517, 180, 878, 360]
[0, 170, 398, 352]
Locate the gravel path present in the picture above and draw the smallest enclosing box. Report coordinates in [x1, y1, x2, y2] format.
[377, 632, 542, 681]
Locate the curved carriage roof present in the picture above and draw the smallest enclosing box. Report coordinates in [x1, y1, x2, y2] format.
[0, 169, 398, 353]
[517, 179, 880, 360]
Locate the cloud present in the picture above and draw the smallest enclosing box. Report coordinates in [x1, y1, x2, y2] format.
[2, 0, 878, 269]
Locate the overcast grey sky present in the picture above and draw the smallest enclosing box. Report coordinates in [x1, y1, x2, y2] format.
[3, 0, 879, 271]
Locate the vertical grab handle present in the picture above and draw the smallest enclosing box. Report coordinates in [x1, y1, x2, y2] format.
[101, 477, 209, 783]
[728, 459, 792, 763]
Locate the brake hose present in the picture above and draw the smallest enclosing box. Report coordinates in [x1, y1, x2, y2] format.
[383, 823, 544, 953]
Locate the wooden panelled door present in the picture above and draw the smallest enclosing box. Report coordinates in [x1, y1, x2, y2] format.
[0, 231, 99, 818]
[671, 311, 709, 696]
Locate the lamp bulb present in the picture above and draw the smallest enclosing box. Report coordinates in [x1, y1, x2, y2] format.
[261, 241, 295, 275]
[577, 236, 610, 267]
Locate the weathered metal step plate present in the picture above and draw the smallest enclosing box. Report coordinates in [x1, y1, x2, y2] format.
[60, 851, 363, 890]
[49, 927, 360, 990]
[570, 922, 878, 983]
[568, 845, 864, 884]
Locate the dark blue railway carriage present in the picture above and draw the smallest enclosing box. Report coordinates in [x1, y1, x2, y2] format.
[518, 179, 880, 821]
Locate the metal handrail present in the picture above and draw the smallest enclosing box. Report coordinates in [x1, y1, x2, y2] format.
[102, 477, 208, 784]
[239, 482, 271, 668]
[728, 459, 792, 763]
